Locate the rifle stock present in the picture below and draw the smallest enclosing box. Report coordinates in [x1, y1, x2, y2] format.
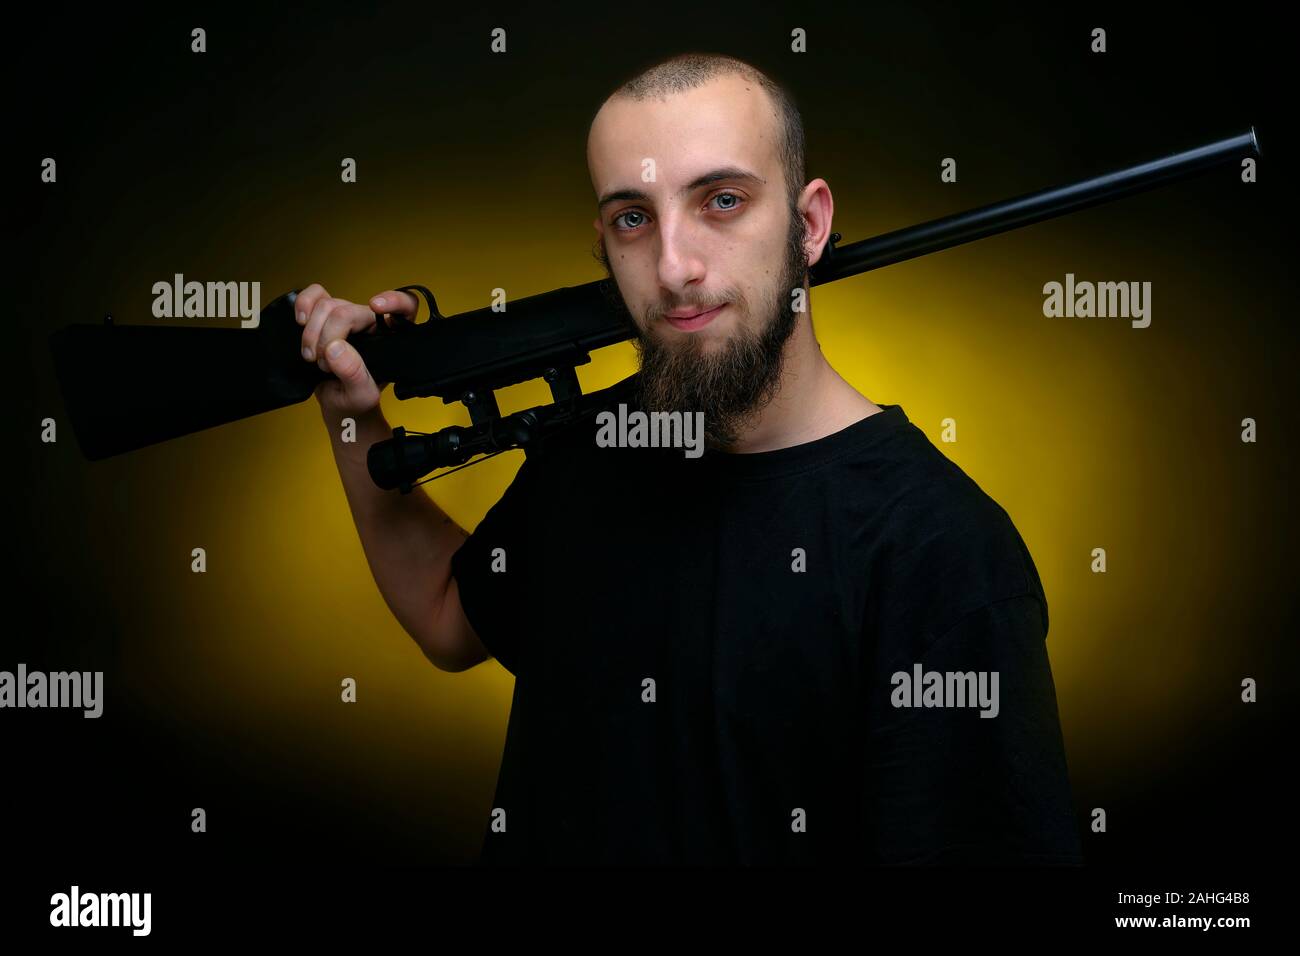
[49, 298, 321, 461]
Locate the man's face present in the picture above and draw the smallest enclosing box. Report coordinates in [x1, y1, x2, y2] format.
[587, 73, 809, 449]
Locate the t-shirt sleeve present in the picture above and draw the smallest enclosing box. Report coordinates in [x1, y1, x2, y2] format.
[862, 593, 1083, 864]
[448, 453, 541, 676]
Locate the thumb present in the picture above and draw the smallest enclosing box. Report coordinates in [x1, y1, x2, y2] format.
[324, 339, 380, 406]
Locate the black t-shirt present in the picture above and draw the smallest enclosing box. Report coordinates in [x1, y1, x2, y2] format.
[450, 373, 1082, 865]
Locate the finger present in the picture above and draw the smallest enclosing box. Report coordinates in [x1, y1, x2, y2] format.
[323, 339, 380, 409]
[369, 289, 420, 328]
[294, 283, 330, 327]
[302, 297, 349, 362]
[316, 302, 378, 371]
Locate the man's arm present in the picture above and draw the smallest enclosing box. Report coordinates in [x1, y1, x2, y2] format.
[296, 282, 490, 672]
[323, 403, 490, 673]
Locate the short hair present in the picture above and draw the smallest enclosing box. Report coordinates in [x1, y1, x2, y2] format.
[593, 52, 807, 209]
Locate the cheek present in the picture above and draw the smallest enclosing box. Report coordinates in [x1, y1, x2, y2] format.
[609, 262, 655, 321]
[735, 219, 787, 276]
[614, 254, 656, 297]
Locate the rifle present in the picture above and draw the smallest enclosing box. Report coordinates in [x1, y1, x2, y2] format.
[49, 128, 1260, 493]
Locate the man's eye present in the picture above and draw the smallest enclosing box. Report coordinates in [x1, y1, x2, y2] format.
[710, 192, 744, 211]
[614, 210, 647, 230]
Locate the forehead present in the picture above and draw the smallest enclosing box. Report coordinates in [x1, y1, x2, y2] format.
[587, 73, 781, 190]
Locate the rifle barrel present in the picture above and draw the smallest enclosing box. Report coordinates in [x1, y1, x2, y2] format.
[809, 128, 1259, 285]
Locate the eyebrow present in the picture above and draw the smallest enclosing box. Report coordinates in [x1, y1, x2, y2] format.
[597, 165, 767, 211]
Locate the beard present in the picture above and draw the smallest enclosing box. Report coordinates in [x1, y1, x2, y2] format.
[596, 203, 809, 450]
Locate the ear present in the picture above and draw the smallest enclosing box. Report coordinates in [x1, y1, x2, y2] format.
[798, 179, 834, 267]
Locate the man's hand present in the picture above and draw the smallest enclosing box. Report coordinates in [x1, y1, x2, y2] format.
[295, 283, 419, 418]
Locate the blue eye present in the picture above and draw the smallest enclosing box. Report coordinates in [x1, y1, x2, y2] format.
[614, 210, 646, 231]
[712, 192, 743, 211]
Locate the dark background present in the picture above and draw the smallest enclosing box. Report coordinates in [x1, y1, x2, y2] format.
[6, 0, 1295, 934]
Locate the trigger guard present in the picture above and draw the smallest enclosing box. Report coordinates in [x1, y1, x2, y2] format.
[380, 284, 443, 333]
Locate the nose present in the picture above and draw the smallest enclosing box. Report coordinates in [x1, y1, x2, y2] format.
[654, 208, 707, 295]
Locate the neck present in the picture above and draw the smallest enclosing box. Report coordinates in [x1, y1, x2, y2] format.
[721, 310, 880, 454]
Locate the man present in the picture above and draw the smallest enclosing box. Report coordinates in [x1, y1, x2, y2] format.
[295, 52, 1082, 865]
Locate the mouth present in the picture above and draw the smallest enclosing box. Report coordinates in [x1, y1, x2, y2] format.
[663, 303, 726, 332]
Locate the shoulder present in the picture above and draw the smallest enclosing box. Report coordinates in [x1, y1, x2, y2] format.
[867, 426, 1048, 648]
